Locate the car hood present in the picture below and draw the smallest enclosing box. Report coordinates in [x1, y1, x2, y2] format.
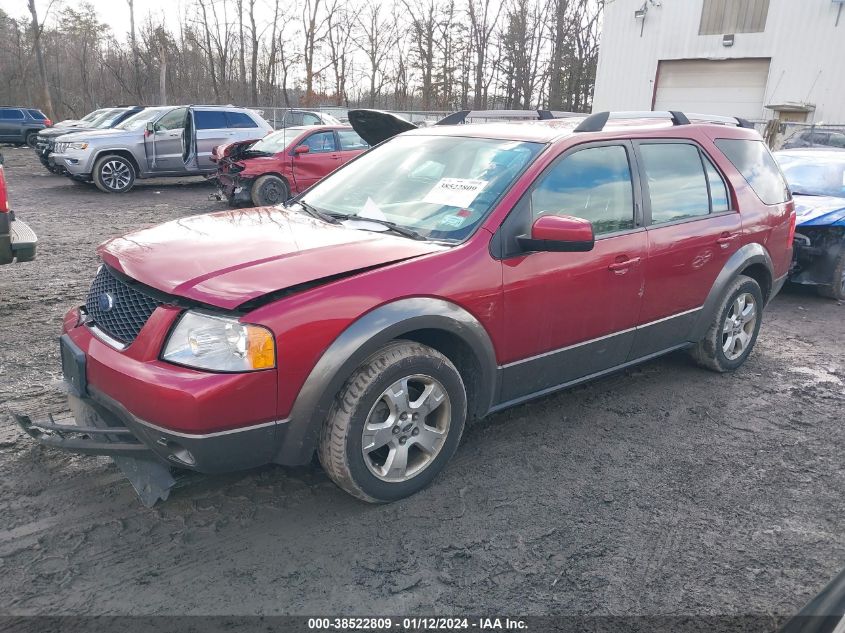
[98, 206, 447, 310]
[57, 128, 133, 143]
[793, 194, 845, 227]
[40, 126, 96, 139]
[348, 109, 417, 145]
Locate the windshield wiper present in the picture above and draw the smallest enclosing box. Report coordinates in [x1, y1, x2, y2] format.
[330, 214, 427, 241]
[288, 200, 340, 224]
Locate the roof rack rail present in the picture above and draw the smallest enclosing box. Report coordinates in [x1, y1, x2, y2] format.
[574, 110, 757, 133]
[435, 109, 581, 126]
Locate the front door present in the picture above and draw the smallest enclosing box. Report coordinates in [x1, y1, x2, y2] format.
[145, 107, 188, 173]
[628, 141, 742, 358]
[498, 142, 647, 404]
[291, 130, 342, 190]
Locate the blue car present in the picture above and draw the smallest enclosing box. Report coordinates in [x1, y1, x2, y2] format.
[775, 149, 845, 300]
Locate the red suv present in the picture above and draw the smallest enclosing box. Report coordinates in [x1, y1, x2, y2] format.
[16, 111, 795, 505]
[213, 125, 368, 207]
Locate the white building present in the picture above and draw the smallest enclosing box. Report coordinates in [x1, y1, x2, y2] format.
[593, 0, 845, 124]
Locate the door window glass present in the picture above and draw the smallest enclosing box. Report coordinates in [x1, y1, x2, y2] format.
[194, 110, 228, 130]
[0, 109, 24, 120]
[531, 145, 635, 236]
[338, 130, 369, 150]
[302, 131, 337, 153]
[703, 155, 730, 212]
[155, 108, 187, 131]
[226, 111, 259, 128]
[302, 113, 321, 125]
[640, 143, 710, 223]
[715, 138, 790, 205]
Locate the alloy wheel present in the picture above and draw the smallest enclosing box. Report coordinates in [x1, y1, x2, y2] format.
[722, 292, 757, 360]
[101, 160, 132, 191]
[361, 374, 451, 483]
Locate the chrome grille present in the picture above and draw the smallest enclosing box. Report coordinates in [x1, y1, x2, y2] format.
[84, 266, 163, 345]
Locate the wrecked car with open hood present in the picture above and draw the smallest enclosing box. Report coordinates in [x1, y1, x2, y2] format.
[775, 149, 845, 300]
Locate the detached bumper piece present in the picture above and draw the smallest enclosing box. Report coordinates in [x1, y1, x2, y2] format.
[0, 213, 37, 264]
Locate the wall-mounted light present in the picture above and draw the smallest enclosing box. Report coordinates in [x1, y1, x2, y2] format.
[634, 1, 661, 36]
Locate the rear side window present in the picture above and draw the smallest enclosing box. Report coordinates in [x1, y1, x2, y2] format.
[27, 109, 46, 120]
[640, 143, 709, 223]
[703, 155, 730, 212]
[226, 111, 259, 128]
[338, 130, 368, 150]
[194, 110, 228, 130]
[0, 109, 24, 120]
[302, 113, 322, 125]
[715, 138, 789, 205]
[531, 145, 635, 236]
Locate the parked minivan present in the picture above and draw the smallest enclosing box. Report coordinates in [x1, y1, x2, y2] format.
[51, 105, 272, 193]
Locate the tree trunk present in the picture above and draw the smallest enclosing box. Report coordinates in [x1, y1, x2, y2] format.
[27, 0, 54, 119]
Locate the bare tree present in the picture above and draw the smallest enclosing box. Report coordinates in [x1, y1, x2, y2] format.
[27, 0, 55, 118]
[467, 0, 501, 109]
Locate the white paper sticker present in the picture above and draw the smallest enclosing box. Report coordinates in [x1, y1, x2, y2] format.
[422, 178, 487, 208]
[360, 197, 387, 220]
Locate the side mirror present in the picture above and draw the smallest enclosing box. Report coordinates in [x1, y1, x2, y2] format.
[518, 215, 595, 253]
[144, 121, 156, 136]
[293, 145, 310, 155]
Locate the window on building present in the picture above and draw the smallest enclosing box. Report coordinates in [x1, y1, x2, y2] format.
[699, 0, 769, 35]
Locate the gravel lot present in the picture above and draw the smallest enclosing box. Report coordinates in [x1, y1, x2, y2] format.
[1, 148, 844, 621]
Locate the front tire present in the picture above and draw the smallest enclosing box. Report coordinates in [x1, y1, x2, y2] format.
[25, 132, 38, 149]
[319, 341, 467, 503]
[690, 274, 764, 372]
[817, 251, 845, 301]
[251, 175, 289, 207]
[92, 155, 136, 193]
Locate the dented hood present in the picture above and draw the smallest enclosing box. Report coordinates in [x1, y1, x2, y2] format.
[793, 194, 845, 227]
[98, 206, 446, 310]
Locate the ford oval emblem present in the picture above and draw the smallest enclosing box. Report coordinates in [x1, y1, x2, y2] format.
[98, 292, 116, 313]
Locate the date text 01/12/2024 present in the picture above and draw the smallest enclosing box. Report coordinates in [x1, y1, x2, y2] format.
[306, 617, 528, 630]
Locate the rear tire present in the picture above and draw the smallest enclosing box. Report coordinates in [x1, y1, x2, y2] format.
[93, 155, 136, 193]
[817, 251, 845, 301]
[251, 175, 289, 207]
[25, 132, 38, 149]
[319, 341, 467, 503]
[690, 275, 764, 373]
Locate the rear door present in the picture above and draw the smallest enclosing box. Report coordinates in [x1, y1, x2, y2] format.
[290, 129, 342, 190]
[192, 109, 231, 170]
[336, 129, 369, 164]
[629, 140, 741, 358]
[145, 107, 188, 173]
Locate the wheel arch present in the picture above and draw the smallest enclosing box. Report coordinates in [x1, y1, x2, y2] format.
[273, 297, 498, 465]
[690, 242, 775, 342]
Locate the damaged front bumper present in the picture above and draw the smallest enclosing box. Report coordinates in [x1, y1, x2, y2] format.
[210, 173, 253, 205]
[12, 334, 280, 506]
[791, 227, 845, 286]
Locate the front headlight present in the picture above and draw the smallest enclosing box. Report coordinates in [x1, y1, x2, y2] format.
[69, 142, 89, 150]
[162, 311, 275, 372]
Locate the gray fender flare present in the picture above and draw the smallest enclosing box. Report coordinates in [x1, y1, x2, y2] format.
[273, 297, 498, 465]
[689, 243, 774, 342]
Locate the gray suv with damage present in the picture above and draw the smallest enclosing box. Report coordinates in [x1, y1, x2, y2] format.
[51, 105, 272, 193]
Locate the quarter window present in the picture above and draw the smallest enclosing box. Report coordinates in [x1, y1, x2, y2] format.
[640, 143, 710, 224]
[715, 138, 790, 205]
[338, 130, 368, 150]
[703, 155, 730, 213]
[226, 111, 258, 128]
[531, 145, 635, 236]
[302, 131, 337, 153]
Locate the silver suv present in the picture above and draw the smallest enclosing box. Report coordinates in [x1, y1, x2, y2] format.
[52, 105, 272, 193]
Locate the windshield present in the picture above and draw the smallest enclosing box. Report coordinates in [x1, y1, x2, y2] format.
[300, 135, 543, 241]
[250, 128, 302, 154]
[79, 109, 106, 123]
[776, 152, 845, 198]
[115, 108, 167, 131]
[90, 108, 129, 129]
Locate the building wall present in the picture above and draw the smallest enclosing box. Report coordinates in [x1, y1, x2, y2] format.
[593, 0, 845, 123]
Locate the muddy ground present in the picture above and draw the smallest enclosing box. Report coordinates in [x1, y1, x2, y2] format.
[1, 149, 844, 620]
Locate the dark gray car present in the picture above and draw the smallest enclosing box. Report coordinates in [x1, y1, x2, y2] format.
[0, 107, 51, 148]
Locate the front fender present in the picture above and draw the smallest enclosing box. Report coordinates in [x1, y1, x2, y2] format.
[689, 242, 775, 342]
[273, 297, 498, 465]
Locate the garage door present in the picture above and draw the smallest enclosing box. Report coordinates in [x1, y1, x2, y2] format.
[653, 58, 770, 120]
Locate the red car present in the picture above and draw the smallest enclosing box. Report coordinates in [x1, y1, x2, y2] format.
[212, 124, 369, 207]
[17, 111, 795, 505]
[0, 152, 37, 264]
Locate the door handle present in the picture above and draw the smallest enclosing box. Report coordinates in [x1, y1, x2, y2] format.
[716, 233, 738, 248]
[608, 256, 641, 273]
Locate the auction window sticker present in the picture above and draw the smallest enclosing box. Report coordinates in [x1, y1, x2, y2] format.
[423, 178, 487, 208]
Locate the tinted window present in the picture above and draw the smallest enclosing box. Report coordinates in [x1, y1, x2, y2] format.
[302, 131, 337, 153]
[640, 144, 709, 223]
[27, 109, 46, 120]
[155, 108, 187, 131]
[715, 138, 789, 205]
[0, 109, 24, 120]
[226, 111, 258, 128]
[338, 130, 368, 150]
[194, 110, 229, 130]
[704, 155, 730, 212]
[532, 145, 634, 236]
